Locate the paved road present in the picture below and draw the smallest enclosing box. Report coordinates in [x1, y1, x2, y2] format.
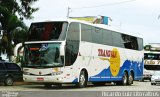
[0, 81, 160, 91]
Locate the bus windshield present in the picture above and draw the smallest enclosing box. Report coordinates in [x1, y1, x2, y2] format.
[144, 53, 160, 60]
[24, 43, 63, 67]
[28, 22, 68, 41]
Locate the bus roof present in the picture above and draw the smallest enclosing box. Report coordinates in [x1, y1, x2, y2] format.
[31, 18, 142, 39]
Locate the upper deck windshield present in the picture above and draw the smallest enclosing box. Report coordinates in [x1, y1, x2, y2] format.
[28, 22, 68, 41]
[24, 42, 63, 67]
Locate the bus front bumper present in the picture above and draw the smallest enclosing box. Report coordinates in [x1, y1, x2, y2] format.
[23, 75, 76, 83]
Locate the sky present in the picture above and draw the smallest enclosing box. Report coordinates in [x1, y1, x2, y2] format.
[24, 0, 160, 45]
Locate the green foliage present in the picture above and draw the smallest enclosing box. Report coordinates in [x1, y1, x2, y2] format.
[13, 27, 28, 44]
[0, 0, 39, 19]
[0, 0, 38, 59]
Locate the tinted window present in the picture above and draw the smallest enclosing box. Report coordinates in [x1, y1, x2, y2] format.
[65, 22, 80, 66]
[102, 29, 113, 45]
[137, 38, 143, 50]
[80, 23, 142, 50]
[28, 22, 68, 41]
[121, 34, 138, 50]
[24, 43, 63, 67]
[92, 27, 103, 44]
[112, 32, 123, 47]
[144, 65, 160, 70]
[5, 63, 20, 70]
[81, 24, 92, 42]
[66, 22, 79, 40]
[144, 53, 160, 60]
[0, 63, 4, 70]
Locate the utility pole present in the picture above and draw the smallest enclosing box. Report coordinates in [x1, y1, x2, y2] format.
[67, 6, 71, 18]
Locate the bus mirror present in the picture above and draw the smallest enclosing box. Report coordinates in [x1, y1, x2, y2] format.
[60, 41, 65, 56]
[14, 43, 22, 57]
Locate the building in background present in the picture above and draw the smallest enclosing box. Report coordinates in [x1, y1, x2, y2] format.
[70, 15, 112, 25]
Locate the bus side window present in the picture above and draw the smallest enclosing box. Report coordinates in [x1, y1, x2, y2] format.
[58, 23, 67, 40]
[65, 46, 72, 66]
[65, 22, 80, 66]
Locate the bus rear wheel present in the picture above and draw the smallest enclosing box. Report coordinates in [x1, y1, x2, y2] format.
[115, 72, 128, 86]
[128, 73, 133, 85]
[76, 71, 87, 88]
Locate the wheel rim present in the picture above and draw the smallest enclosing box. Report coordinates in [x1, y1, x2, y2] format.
[6, 78, 13, 86]
[123, 73, 127, 85]
[129, 74, 133, 84]
[80, 74, 85, 86]
[124, 76, 127, 84]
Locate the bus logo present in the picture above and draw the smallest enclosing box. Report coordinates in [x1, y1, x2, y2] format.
[98, 48, 120, 76]
[39, 71, 42, 75]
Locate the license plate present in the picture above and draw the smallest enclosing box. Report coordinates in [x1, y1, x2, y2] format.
[37, 78, 44, 81]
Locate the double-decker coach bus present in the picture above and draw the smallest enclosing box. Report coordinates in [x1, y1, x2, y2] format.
[143, 44, 160, 80]
[22, 19, 143, 88]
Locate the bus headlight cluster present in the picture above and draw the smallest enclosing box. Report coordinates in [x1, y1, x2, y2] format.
[52, 71, 63, 76]
[23, 71, 30, 75]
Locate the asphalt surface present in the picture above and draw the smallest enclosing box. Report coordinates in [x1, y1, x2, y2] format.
[0, 80, 160, 91]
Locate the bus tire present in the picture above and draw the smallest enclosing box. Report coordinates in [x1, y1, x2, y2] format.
[44, 83, 52, 88]
[128, 73, 134, 85]
[122, 72, 128, 85]
[77, 71, 87, 88]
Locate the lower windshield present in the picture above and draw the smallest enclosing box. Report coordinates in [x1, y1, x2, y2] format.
[144, 65, 160, 70]
[24, 43, 63, 67]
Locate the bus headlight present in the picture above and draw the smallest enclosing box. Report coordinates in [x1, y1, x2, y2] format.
[23, 71, 30, 75]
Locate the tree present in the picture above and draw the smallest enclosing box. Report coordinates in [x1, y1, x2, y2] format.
[13, 27, 28, 45]
[0, 0, 39, 60]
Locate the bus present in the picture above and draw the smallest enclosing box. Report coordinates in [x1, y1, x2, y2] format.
[22, 19, 143, 88]
[142, 44, 160, 81]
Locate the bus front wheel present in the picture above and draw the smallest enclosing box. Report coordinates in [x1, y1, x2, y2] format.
[76, 71, 87, 88]
[44, 83, 52, 88]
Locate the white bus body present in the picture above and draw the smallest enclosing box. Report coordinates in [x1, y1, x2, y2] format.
[22, 19, 143, 87]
